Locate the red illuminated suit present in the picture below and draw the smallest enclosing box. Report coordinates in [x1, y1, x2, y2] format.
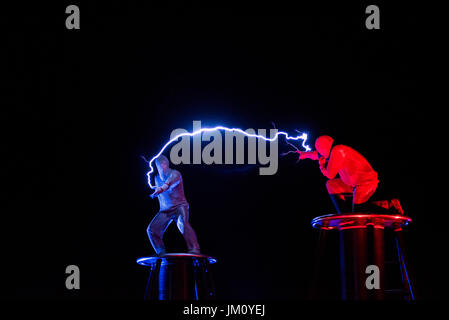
[299, 135, 380, 213]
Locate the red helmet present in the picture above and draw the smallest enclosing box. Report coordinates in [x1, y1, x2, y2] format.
[315, 135, 334, 158]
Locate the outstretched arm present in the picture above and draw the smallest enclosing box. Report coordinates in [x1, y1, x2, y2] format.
[151, 171, 182, 197]
[298, 151, 320, 161]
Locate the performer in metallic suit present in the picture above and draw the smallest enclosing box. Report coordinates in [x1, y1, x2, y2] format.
[147, 155, 200, 255]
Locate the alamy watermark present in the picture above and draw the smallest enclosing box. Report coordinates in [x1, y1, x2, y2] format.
[65, 5, 80, 30]
[168, 121, 279, 175]
[365, 264, 380, 290]
[65, 265, 80, 290]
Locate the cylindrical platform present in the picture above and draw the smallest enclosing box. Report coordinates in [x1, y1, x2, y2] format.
[137, 253, 217, 300]
[311, 213, 412, 231]
[311, 213, 414, 300]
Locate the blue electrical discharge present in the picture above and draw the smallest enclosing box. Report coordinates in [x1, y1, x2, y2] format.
[145, 126, 312, 189]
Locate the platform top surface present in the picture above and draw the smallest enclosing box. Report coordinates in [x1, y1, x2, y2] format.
[136, 253, 217, 266]
[311, 213, 412, 229]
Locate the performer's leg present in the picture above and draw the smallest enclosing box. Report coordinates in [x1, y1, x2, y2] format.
[353, 182, 378, 204]
[176, 205, 201, 254]
[326, 178, 354, 213]
[369, 198, 404, 215]
[352, 182, 379, 213]
[147, 211, 173, 255]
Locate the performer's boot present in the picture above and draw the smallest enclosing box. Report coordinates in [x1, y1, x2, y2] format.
[154, 249, 166, 257]
[389, 198, 404, 215]
[358, 198, 404, 215]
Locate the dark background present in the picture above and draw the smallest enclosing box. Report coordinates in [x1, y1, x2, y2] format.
[1, 1, 446, 300]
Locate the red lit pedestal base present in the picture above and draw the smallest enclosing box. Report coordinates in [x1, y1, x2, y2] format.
[311, 213, 414, 300]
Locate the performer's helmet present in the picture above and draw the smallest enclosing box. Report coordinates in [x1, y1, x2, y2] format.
[155, 155, 170, 170]
[315, 135, 334, 159]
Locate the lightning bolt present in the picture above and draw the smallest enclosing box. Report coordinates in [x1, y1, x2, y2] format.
[145, 125, 312, 189]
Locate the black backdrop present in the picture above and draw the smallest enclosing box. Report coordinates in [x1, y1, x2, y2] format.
[2, 1, 446, 300]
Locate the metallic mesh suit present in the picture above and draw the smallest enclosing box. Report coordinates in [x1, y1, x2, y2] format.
[299, 136, 379, 213]
[147, 155, 200, 255]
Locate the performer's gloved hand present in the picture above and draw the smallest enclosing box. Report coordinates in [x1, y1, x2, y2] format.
[318, 157, 327, 174]
[150, 183, 169, 198]
[298, 151, 319, 161]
